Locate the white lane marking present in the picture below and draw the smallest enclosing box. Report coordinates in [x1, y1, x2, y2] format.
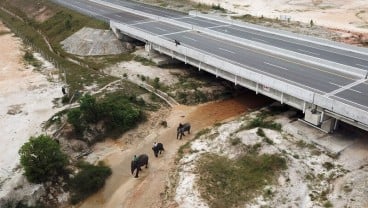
[264, 62, 289, 71]
[155, 27, 168, 32]
[356, 64, 368, 68]
[349, 88, 362, 94]
[207, 24, 231, 29]
[218, 48, 235, 54]
[329, 82, 342, 87]
[157, 29, 191, 37]
[182, 36, 197, 42]
[328, 82, 361, 93]
[114, 14, 121, 18]
[326, 78, 366, 96]
[252, 37, 268, 43]
[130, 20, 158, 25]
[226, 25, 368, 62]
[297, 48, 320, 56]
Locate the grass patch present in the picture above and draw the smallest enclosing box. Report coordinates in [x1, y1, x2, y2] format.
[194, 128, 211, 140]
[134, 56, 156, 66]
[23, 50, 41, 68]
[246, 117, 282, 131]
[197, 153, 286, 208]
[177, 141, 192, 162]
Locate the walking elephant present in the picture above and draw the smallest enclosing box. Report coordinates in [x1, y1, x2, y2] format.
[152, 142, 165, 157]
[177, 123, 191, 140]
[131, 154, 149, 178]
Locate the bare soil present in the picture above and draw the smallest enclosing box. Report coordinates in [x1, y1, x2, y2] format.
[76, 93, 271, 207]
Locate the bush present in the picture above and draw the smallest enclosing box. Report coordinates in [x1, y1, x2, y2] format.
[19, 135, 68, 183]
[67, 108, 85, 135]
[69, 161, 112, 204]
[68, 94, 144, 136]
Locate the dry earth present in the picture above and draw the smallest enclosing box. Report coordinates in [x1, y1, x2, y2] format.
[0, 21, 63, 181]
[192, 0, 368, 34]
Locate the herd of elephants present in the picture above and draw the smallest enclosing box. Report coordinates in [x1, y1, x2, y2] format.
[130, 123, 191, 178]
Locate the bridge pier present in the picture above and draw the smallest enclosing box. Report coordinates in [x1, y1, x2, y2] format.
[304, 108, 337, 133]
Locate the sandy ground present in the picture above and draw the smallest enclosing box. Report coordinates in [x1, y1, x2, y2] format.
[76, 92, 270, 208]
[193, 0, 368, 33]
[0, 22, 63, 182]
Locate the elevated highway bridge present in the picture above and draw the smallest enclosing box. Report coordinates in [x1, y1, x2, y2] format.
[53, 0, 368, 132]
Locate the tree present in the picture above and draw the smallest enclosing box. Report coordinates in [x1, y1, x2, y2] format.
[19, 135, 68, 183]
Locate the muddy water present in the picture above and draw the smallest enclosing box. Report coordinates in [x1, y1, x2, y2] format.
[77, 92, 271, 208]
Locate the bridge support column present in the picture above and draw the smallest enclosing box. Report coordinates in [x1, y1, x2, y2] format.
[321, 117, 336, 133]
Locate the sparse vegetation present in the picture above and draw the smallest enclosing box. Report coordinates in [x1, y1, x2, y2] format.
[230, 137, 241, 146]
[245, 116, 282, 131]
[197, 153, 286, 208]
[134, 56, 156, 66]
[211, 4, 226, 12]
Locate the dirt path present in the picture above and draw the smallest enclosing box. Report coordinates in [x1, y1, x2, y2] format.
[77, 92, 270, 207]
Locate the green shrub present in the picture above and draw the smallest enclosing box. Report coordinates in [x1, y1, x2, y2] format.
[68, 94, 144, 136]
[19, 135, 68, 183]
[69, 161, 112, 204]
[67, 108, 85, 135]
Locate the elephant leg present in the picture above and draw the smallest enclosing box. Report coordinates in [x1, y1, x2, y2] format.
[135, 169, 139, 178]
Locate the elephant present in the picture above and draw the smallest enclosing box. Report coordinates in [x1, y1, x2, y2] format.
[152, 142, 165, 157]
[131, 154, 149, 178]
[177, 123, 191, 140]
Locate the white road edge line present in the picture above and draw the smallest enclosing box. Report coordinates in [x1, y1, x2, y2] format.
[264, 62, 289, 70]
[297, 48, 320, 56]
[218, 48, 235, 54]
[157, 29, 191, 37]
